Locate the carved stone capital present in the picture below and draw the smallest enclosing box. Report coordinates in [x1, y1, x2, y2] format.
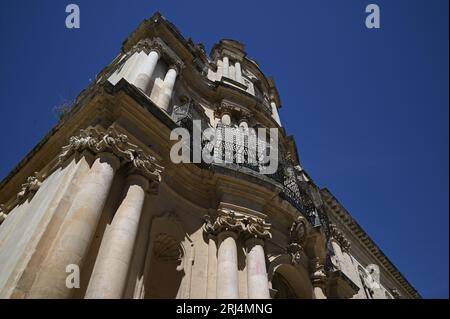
[58, 127, 163, 184]
[203, 208, 246, 235]
[203, 208, 271, 240]
[245, 215, 272, 240]
[329, 224, 351, 252]
[17, 172, 42, 203]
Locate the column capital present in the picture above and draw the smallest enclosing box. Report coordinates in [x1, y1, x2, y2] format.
[244, 215, 272, 241]
[203, 208, 246, 236]
[58, 127, 164, 184]
[203, 208, 271, 241]
[329, 224, 351, 252]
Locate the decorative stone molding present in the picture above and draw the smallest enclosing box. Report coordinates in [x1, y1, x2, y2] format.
[213, 101, 253, 125]
[203, 209, 246, 235]
[58, 127, 163, 183]
[286, 242, 303, 265]
[245, 215, 272, 240]
[289, 216, 307, 245]
[203, 208, 271, 240]
[285, 216, 308, 265]
[389, 288, 401, 299]
[329, 223, 351, 252]
[16, 172, 42, 203]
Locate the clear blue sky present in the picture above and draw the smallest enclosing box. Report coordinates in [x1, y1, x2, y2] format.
[0, 0, 448, 298]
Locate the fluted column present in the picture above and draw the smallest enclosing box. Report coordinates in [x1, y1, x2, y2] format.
[216, 231, 240, 298]
[158, 67, 178, 111]
[85, 172, 151, 299]
[235, 62, 242, 83]
[27, 127, 163, 299]
[29, 152, 120, 298]
[246, 238, 270, 299]
[134, 50, 160, 93]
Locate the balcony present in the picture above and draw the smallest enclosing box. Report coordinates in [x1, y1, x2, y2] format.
[170, 102, 322, 227]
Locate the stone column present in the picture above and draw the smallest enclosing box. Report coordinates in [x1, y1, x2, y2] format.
[85, 172, 150, 299]
[134, 50, 160, 93]
[222, 56, 229, 78]
[29, 152, 120, 298]
[216, 231, 240, 299]
[206, 235, 217, 299]
[158, 67, 178, 111]
[246, 238, 270, 299]
[235, 62, 242, 83]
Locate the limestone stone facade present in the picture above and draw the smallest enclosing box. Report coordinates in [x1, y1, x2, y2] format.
[0, 12, 420, 299]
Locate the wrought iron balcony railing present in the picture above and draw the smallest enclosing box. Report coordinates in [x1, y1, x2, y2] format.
[170, 101, 322, 227]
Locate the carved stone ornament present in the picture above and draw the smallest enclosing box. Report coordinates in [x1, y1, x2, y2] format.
[287, 242, 303, 265]
[309, 257, 327, 287]
[289, 216, 307, 244]
[389, 288, 401, 299]
[16, 172, 42, 203]
[203, 208, 271, 240]
[58, 127, 163, 182]
[329, 223, 351, 252]
[245, 215, 272, 240]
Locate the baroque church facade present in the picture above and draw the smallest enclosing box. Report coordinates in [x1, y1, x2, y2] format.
[0, 12, 420, 299]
